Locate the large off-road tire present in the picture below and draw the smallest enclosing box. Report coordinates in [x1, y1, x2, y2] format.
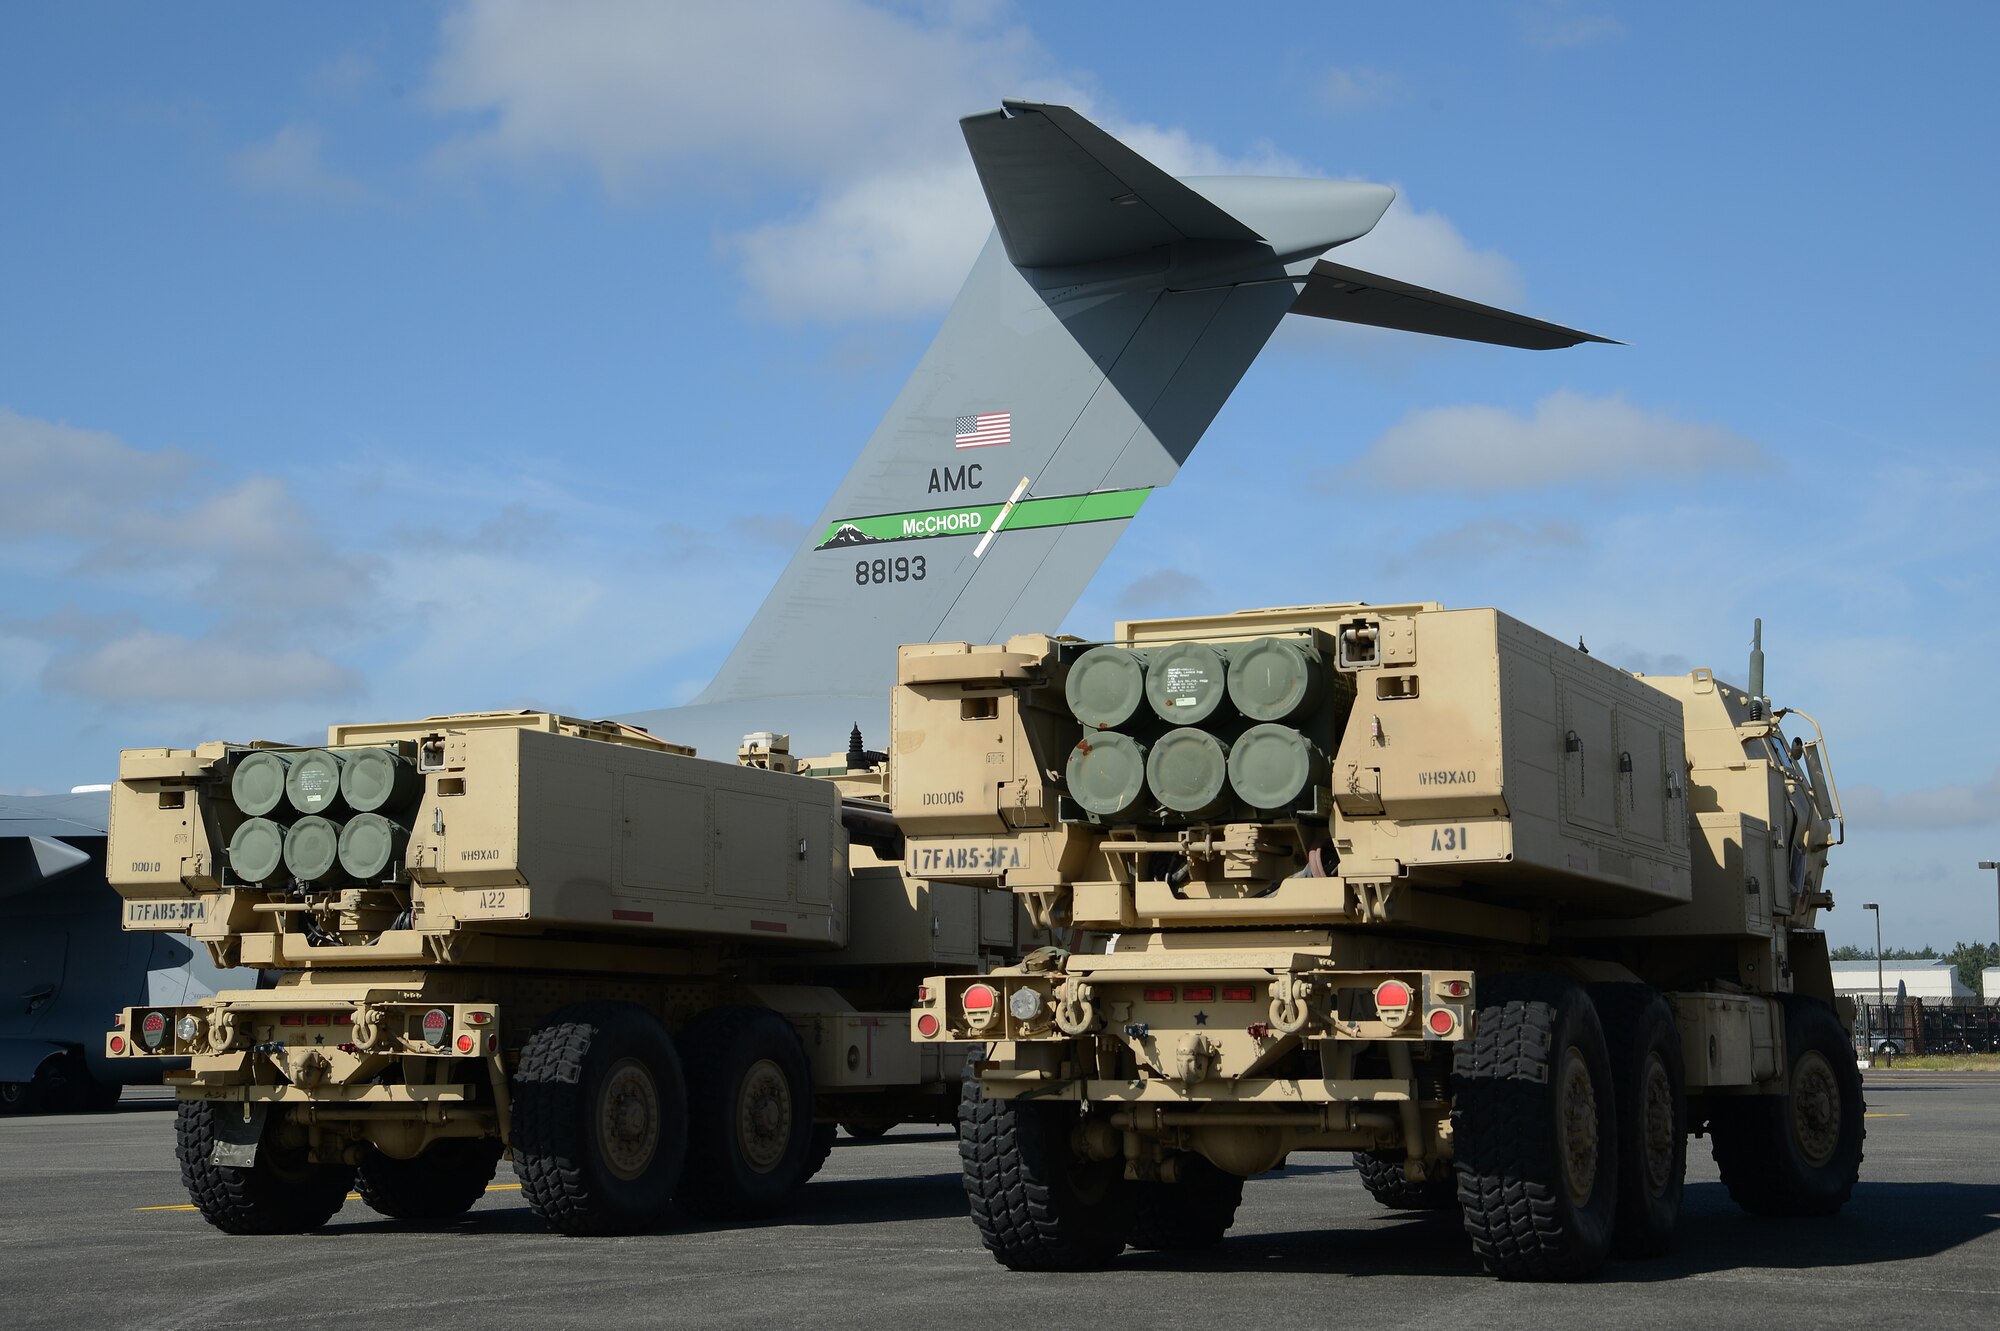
[802, 1123, 837, 1184]
[1128, 1154, 1245, 1250]
[960, 1076, 1135, 1271]
[511, 1001, 688, 1236]
[1452, 973, 1620, 1281]
[357, 1138, 504, 1220]
[1590, 983, 1686, 1257]
[175, 1100, 355, 1235]
[1709, 995, 1864, 1217]
[1353, 1149, 1458, 1211]
[676, 1006, 817, 1220]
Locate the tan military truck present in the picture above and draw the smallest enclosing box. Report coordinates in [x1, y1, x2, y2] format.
[103, 713, 1024, 1235]
[904, 605, 1857, 1280]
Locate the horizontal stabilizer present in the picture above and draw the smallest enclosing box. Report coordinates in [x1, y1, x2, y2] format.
[1291, 259, 1618, 350]
[961, 100, 1265, 268]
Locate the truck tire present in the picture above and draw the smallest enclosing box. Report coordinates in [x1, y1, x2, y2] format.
[1352, 1149, 1457, 1211]
[357, 1138, 504, 1220]
[676, 1006, 817, 1219]
[959, 1075, 1135, 1271]
[1709, 995, 1864, 1217]
[1452, 973, 1619, 1281]
[802, 1123, 837, 1184]
[1589, 983, 1685, 1257]
[1128, 1154, 1245, 1250]
[511, 1001, 688, 1236]
[175, 1100, 355, 1235]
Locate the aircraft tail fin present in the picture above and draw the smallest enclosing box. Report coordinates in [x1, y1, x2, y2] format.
[677, 102, 1606, 715]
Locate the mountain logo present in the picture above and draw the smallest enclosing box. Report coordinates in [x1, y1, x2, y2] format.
[818, 523, 883, 549]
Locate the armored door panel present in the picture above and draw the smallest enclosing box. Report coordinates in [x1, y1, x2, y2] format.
[1620, 716, 1667, 846]
[621, 776, 709, 895]
[715, 789, 795, 904]
[1561, 687, 1618, 834]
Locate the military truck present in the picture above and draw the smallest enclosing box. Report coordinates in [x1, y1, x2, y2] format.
[903, 604, 1858, 1280]
[103, 712, 1025, 1235]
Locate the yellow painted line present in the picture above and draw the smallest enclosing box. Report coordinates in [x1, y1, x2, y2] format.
[137, 1181, 522, 1212]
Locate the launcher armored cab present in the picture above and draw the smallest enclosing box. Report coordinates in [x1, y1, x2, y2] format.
[904, 604, 1854, 1280]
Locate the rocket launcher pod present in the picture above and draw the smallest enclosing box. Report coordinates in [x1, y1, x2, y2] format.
[1227, 637, 1324, 723]
[339, 745, 421, 815]
[283, 815, 344, 886]
[1147, 727, 1231, 817]
[226, 817, 288, 885]
[285, 750, 347, 816]
[1145, 642, 1230, 724]
[1066, 731, 1149, 818]
[1227, 722, 1325, 812]
[338, 812, 408, 880]
[230, 751, 291, 817]
[1065, 645, 1147, 729]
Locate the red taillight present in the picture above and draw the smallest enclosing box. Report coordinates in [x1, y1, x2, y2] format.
[916, 985, 930, 1003]
[916, 1013, 941, 1038]
[456, 1034, 475, 1053]
[963, 984, 997, 1011]
[1142, 987, 1175, 1003]
[1428, 1008, 1458, 1036]
[1182, 986, 1215, 1003]
[1221, 986, 1255, 1002]
[486, 1034, 498, 1054]
[421, 1008, 450, 1047]
[113, 1012, 125, 1029]
[280, 1014, 304, 1027]
[1375, 980, 1412, 1010]
[466, 1011, 492, 1026]
[1438, 979, 1472, 1000]
[140, 1011, 166, 1049]
[109, 1035, 126, 1054]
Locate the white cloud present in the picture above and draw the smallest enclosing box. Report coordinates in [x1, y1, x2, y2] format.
[421, 1, 1514, 323]
[45, 630, 360, 705]
[1844, 770, 2000, 830]
[1318, 67, 1399, 111]
[1343, 391, 1767, 492]
[1385, 517, 1584, 573]
[426, 0, 1046, 188]
[1519, 4, 1626, 50]
[231, 124, 370, 202]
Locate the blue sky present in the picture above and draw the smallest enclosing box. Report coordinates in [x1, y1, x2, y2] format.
[2, 2, 1996, 950]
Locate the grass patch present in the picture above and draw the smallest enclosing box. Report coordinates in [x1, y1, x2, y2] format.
[1864, 1052, 2000, 1071]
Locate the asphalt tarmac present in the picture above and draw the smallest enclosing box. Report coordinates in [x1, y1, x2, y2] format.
[4, 1073, 1995, 1331]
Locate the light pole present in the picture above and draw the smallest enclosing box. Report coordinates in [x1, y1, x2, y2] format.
[1981, 861, 1999, 1000]
[1863, 902, 1884, 1047]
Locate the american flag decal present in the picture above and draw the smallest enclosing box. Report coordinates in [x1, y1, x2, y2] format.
[954, 411, 1011, 449]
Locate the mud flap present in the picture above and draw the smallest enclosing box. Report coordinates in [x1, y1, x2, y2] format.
[210, 1103, 269, 1167]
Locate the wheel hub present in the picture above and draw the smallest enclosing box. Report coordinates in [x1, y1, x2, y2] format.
[1639, 1052, 1676, 1194]
[1556, 1046, 1600, 1206]
[598, 1057, 660, 1180]
[1790, 1050, 1842, 1166]
[735, 1058, 792, 1173]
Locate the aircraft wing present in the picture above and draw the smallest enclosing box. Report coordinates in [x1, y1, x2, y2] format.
[1291, 259, 1618, 350]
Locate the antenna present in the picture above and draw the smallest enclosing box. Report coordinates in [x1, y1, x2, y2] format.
[1748, 618, 1765, 719]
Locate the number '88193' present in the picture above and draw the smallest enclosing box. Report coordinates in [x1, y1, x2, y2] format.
[856, 556, 926, 585]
